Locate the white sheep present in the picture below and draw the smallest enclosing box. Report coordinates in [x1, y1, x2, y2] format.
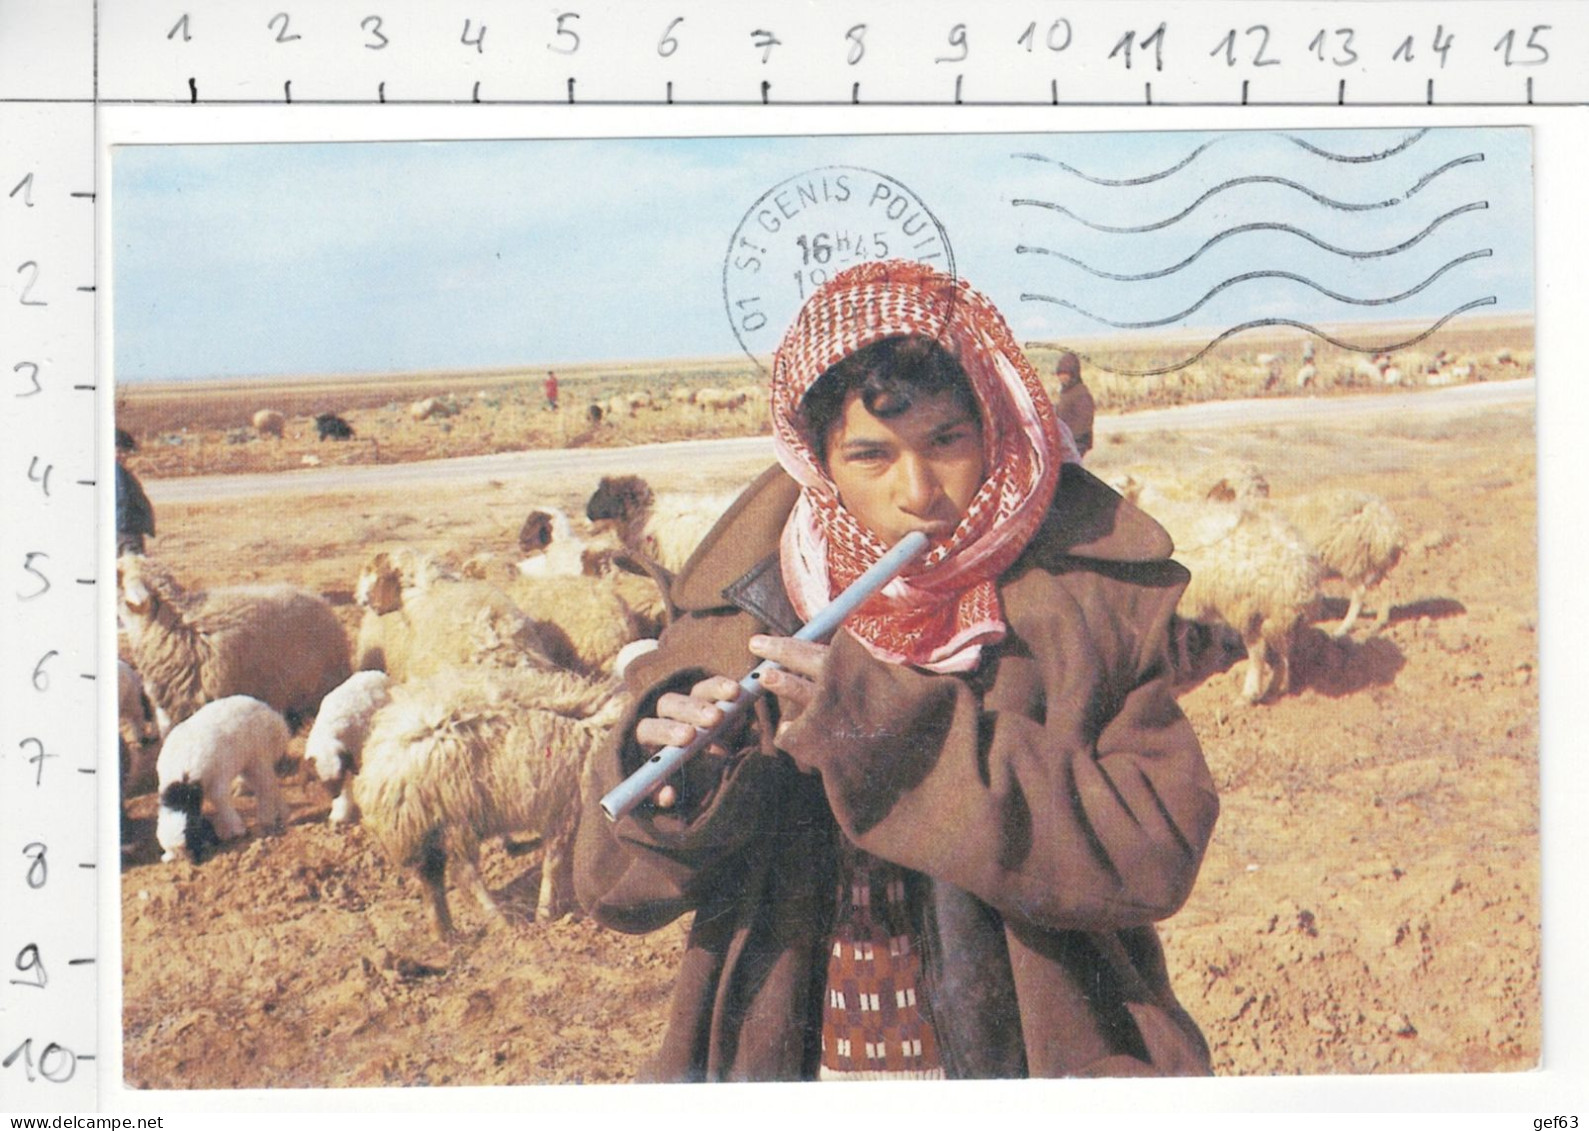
[305, 670, 392, 825]
[583, 474, 740, 574]
[410, 397, 441, 421]
[353, 666, 626, 936]
[251, 410, 285, 439]
[353, 552, 561, 680]
[1295, 363, 1317, 389]
[155, 696, 289, 864]
[117, 554, 352, 736]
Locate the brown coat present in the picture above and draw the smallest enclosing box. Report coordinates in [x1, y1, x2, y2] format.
[574, 462, 1219, 1081]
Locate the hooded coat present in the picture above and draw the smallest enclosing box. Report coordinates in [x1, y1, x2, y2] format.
[573, 460, 1220, 1082]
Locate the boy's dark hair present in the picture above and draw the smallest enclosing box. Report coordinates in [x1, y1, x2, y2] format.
[799, 335, 980, 464]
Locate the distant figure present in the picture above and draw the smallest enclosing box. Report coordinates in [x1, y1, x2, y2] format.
[1054, 351, 1095, 458]
[544, 371, 560, 411]
[116, 460, 155, 556]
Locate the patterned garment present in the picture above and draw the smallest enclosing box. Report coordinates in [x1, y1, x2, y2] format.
[769, 260, 1076, 675]
[819, 840, 945, 1080]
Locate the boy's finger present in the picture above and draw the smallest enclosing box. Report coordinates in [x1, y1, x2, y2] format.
[636, 717, 699, 748]
[690, 675, 742, 703]
[748, 635, 829, 679]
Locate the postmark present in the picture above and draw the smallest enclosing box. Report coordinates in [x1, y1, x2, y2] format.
[722, 165, 956, 368]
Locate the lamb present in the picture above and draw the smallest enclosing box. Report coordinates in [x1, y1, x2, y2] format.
[352, 552, 560, 680]
[1115, 471, 1322, 705]
[584, 474, 739, 574]
[353, 666, 627, 936]
[305, 670, 392, 825]
[251, 409, 285, 439]
[117, 554, 352, 736]
[155, 696, 290, 864]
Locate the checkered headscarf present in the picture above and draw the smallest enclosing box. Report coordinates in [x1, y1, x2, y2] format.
[770, 260, 1075, 673]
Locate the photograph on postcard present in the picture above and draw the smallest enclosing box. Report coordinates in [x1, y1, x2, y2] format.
[108, 125, 1537, 1087]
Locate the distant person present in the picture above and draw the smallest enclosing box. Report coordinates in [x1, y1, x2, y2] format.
[545, 371, 560, 411]
[116, 460, 155, 556]
[1054, 351, 1095, 458]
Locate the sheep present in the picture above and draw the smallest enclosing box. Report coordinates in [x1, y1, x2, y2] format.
[1295, 363, 1317, 389]
[516, 508, 625, 577]
[315, 412, 355, 440]
[118, 659, 159, 792]
[584, 474, 739, 574]
[353, 666, 627, 936]
[670, 385, 697, 406]
[506, 573, 646, 676]
[251, 409, 285, 439]
[352, 552, 560, 681]
[1207, 472, 1406, 638]
[410, 397, 441, 421]
[695, 387, 748, 412]
[117, 554, 352, 736]
[1275, 491, 1404, 638]
[155, 696, 290, 864]
[1115, 471, 1322, 705]
[305, 670, 392, 825]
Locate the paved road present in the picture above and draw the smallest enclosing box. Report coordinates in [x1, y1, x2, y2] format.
[144, 378, 1534, 505]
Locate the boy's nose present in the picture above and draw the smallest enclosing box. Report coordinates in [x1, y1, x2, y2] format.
[897, 455, 941, 515]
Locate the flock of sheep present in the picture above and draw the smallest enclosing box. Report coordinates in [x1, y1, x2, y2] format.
[117, 473, 734, 938]
[1110, 463, 1406, 706]
[117, 410, 1408, 940]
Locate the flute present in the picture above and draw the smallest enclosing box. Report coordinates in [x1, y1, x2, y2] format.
[600, 529, 930, 822]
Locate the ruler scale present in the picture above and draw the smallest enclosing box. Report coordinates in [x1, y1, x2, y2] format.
[0, 0, 1585, 1116]
[0, 0, 100, 1114]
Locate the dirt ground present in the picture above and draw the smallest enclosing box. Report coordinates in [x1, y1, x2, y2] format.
[118, 383, 1540, 1090]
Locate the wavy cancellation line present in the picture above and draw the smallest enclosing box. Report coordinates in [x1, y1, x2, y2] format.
[1011, 154, 1484, 235]
[1014, 201, 1490, 282]
[1022, 250, 1493, 331]
[1284, 128, 1431, 164]
[1055, 297, 1498, 377]
[1012, 129, 1430, 186]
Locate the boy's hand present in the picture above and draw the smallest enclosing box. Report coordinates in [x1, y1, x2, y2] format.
[637, 675, 739, 810]
[633, 634, 829, 809]
[747, 635, 828, 726]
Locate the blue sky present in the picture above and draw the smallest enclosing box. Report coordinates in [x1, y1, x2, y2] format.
[111, 126, 1533, 382]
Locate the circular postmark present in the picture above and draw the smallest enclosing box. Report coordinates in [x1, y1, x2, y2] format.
[722, 166, 957, 371]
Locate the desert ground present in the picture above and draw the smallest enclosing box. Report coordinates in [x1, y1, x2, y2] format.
[116, 325, 1540, 1090]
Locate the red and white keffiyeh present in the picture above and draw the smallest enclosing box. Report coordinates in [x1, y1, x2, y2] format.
[770, 260, 1079, 674]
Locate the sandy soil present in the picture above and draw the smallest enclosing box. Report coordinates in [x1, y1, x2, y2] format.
[119, 386, 1539, 1089]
